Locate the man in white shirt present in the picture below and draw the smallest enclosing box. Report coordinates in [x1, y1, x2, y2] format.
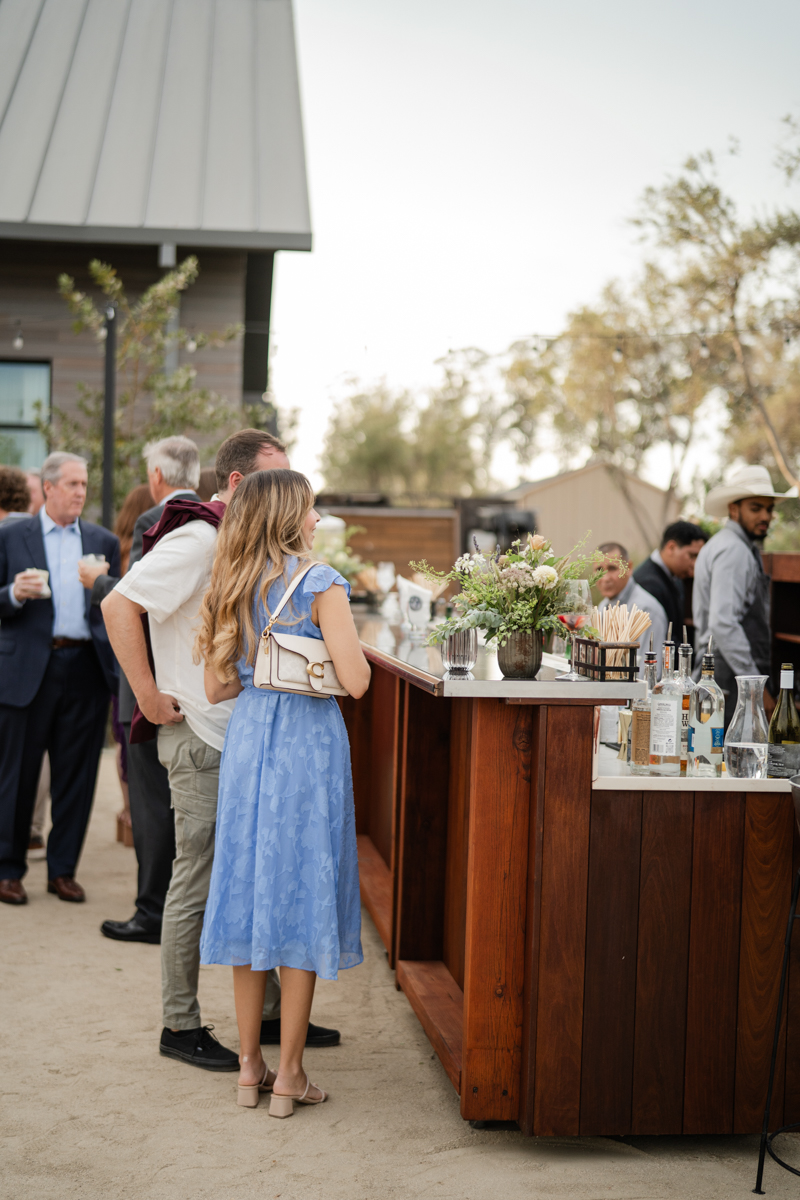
[102, 430, 340, 1071]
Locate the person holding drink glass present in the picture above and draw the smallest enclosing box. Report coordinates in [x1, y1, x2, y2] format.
[0, 452, 119, 905]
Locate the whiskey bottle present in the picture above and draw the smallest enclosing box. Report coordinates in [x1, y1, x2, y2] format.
[630, 635, 657, 776]
[649, 624, 681, 776]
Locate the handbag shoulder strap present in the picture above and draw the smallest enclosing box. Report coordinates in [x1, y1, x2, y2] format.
[261, 561, 317, 637]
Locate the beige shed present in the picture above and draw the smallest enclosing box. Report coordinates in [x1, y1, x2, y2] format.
[505, 462, 681, 563]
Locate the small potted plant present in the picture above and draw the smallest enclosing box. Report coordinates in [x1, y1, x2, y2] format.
[412, 534, 606, 679]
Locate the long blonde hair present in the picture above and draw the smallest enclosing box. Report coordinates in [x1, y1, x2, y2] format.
[195, 469, 316, 682]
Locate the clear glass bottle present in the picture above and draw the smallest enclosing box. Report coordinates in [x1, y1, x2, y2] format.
[767, 663, 800, 779]
[649, 628, 681, 776]
[676, 628, 696, 776]
[724, 675, 770, 779]
[688, 638, 725, 777]
[630, 639, 657, 776]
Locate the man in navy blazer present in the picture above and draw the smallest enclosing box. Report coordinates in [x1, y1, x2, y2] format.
[0, 452, 120, 905]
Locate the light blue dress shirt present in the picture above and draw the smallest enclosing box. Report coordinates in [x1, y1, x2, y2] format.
[40, 507, 91, 639]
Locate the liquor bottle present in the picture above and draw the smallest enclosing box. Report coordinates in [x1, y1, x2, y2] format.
[676, 626, 696, 776]
[767, 662, 800, 779]
[630, 634, 657, 775]
[649, 624, 681, 776]
[687, 636, 725, 777]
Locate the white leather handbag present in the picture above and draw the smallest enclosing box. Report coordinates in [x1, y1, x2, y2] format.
[252, 562, 349, 698]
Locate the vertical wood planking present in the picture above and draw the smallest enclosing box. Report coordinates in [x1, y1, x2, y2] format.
[443, 698, 473, 991]
[519, 707, 547, 1136]
[532, 705, 594, 1136]
[630, 793, 694, 1135]
[783, 821, 800, 1125]
[338, 686, 373, 835]
[734, 794, 794, 1132]
[683, 793, 745, 1134]
[461, 700, 533, 1121]
[579, 790, 642, 1135]
[393, 686, 452, 964]
[366, 666, 401, 870]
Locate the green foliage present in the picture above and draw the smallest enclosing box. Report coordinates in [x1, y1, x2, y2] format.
[412, 533, 606, 646]
[47, 257, 243, 512]
[319, 350, 498, 503]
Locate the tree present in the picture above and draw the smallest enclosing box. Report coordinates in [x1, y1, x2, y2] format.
[51, 257, 242, 511]
[319, 381, 415, 499]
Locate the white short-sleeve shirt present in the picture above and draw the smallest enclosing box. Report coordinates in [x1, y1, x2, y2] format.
[114, 520, 234, 751]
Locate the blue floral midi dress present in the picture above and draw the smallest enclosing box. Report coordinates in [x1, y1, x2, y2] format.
[200, 560, 363, 980]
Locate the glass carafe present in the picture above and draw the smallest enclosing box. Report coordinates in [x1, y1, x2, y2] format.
[723, 675, 769, 779]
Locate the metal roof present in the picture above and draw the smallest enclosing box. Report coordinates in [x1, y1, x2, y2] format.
[0, 0, 311, 250]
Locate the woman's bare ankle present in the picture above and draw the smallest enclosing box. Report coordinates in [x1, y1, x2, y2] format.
[238, 1052, 265, 1084]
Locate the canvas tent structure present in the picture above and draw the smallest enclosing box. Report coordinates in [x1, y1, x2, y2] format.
[0, 0, 311, 465]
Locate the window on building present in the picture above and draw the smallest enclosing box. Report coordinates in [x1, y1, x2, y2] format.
[0, 362, 50, 469]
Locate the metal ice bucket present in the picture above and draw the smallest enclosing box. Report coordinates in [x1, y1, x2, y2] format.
[790, 775, 800, 835]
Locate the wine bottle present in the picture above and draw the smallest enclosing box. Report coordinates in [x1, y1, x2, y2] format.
[630, 634, 657, 775]
[767, 663, 800, 779]
[688, 636, 725, 777]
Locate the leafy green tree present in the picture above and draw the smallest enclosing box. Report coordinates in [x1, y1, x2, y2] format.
[50, 257, 242, 511]
[319, 381, 415, 499]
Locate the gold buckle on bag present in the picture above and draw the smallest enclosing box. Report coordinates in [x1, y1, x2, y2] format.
[307, 662, 325, 679]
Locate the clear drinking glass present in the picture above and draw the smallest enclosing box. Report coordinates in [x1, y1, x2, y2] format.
[440, 628, 478, 675]
[555, 579, 592, 682]
[724, 675, 769, 779]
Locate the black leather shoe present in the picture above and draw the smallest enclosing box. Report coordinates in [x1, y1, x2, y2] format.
[260, 1018, 341, 1047]
[101, 914, 161, 944]
[159, 1025, 239, 1072]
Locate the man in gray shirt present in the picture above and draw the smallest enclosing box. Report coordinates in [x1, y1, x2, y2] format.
[596, 541, 669, 678]
[693, 464, 798, 726]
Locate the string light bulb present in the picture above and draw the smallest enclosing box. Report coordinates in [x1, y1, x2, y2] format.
[611, 343, 623, 363]
[186, 337, 197, 353]
[699, 339, 710, 359]
[12, 322, 23, 350]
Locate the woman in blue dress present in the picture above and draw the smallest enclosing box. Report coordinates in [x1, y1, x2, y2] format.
[195, 469, 370, 1116]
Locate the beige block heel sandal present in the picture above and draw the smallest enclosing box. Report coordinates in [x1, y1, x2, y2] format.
[237, 1062, 275, 1108]
[269, 1073, 328, 1118]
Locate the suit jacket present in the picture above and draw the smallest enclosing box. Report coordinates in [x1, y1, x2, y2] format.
[0, 514, 121, 707]
[90, 495, 200, 722]
[633, 557, 685, 641]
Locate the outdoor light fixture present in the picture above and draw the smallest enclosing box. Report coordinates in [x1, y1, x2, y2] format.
[12, 322, 23, 350]
[611, 343, 623, 363]
[699, 339, 710, 358]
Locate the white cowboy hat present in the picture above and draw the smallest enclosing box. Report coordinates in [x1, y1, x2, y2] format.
[704, 465, 798, 520]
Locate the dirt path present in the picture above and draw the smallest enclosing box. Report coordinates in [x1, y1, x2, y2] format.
[1, 749, 798, 1199]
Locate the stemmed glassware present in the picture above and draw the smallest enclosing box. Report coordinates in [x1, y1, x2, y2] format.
[555, 579, 592, 682]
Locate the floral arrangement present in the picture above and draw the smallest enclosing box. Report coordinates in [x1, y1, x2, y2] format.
[314, 519, 371, 584]
[411, 533, 613, 648]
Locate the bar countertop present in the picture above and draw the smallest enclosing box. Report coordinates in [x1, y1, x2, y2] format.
[353, 610, 646, 701]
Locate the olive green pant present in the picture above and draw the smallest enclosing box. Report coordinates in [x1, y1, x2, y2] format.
[157, 721, 281, 1030]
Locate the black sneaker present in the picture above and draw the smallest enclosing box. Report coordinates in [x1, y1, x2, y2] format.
[159, 1025, 239, 1071]
[260, 1018, 340, 1048]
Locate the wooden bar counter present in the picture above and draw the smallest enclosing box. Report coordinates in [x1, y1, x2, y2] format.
[340, 614, 800, 1136]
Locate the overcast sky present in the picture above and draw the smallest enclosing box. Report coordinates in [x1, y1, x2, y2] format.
[270, 0, 800, 490]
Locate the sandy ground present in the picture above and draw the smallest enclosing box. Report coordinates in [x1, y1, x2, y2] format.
[2, 749, 799, 1200]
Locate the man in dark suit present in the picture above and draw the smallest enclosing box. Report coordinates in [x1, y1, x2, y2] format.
[0, 452, 120, 905]
[633, 520, 708, 640]
[78, 436, 202, 942]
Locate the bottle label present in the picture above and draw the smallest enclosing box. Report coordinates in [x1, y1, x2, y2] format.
[650, 697, 679, 756]
[767, 743, 800, 779]
[780, 669, 794, 690]
[631, 710, 650, 765]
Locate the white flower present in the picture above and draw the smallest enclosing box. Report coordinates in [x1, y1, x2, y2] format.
[531, 565, 558, 589]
